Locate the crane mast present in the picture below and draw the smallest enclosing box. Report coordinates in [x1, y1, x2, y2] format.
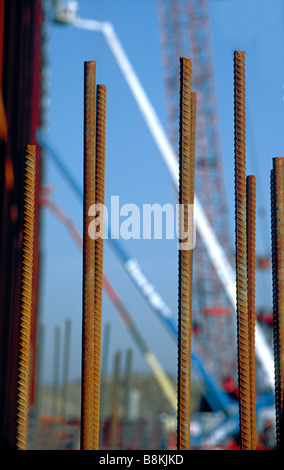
[157, 0, 238, 386]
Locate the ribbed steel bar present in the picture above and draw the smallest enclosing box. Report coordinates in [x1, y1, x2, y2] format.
[81, 60, 97, 450]
[93, 83, 107, 449]
[271, 157, 284, 450]
[246, 174, 256, 450]
[16, 144, 37, 450]
[177, 57, 195, 451]
[234, 50, 251, 450]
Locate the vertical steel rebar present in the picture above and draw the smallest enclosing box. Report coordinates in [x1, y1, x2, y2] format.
[93, 83, 107, 449]
[81, 60, 97, 450]
[177, 57, 196, 451]
[16, 144, 37, 450]
[271, 157, 284, 450]
[246, 174, 256, 449]
[234, 50, 251, 450]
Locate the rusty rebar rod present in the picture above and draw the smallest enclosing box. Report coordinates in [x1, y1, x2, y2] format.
[16, 144, 37, 450]
[93, 83, 107, 449]
[81, 60, 97, 450]
[271, 157, 284, 450]
[234, 50, 251, 450]
[246, 174, 256, 449]
[177, 57, 196, 451]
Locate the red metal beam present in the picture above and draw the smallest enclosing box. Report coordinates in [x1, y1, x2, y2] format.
[0, 0, 43, 449]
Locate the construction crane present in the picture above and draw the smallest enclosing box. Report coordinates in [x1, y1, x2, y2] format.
[157, 0, 236, 388]
[157, 0, 274, 393]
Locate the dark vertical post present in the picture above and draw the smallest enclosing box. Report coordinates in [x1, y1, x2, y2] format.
[100, 322, 111, 447]
[52, 325, 61, 448]
[122, 349, 133, 449]
[271, 157, 284, 450]
[109, 351, 121, 450]
[61, 318, 71, 426]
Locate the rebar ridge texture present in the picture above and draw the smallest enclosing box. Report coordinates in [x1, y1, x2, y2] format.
[246, 174, 256, 449]
[271, 157, 284, 449]
[234, 50, 251, 450]
[16, 144, 37, 450]
[81, 60, 97, 450]
[177, 57, 195, 451]
[93, 83, 107, 449]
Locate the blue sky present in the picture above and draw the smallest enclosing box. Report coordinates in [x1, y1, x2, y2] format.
[39, 0, 284, 385]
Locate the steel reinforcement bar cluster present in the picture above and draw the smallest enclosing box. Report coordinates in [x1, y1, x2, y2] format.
[16, 53, 284, 451]
[176, 51, 284, 451]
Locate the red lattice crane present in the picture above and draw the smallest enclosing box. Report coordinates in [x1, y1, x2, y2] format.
[157, 0, 238, 388]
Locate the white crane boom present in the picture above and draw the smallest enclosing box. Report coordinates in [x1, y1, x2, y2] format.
[53, 6, 275, 389]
